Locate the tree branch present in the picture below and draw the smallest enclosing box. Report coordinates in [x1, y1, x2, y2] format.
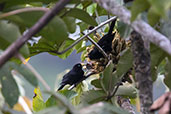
[93, 0, 171, 55]
[0, 7, 49, 19]
[131, 31, 153, 114]
[54, 16, 117, 55]
[81, 32, 109, 60]
[0, 0, 70, 68]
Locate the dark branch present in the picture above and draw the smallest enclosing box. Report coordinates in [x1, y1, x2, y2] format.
[0, 0, 70, 68]
[131, 31, 153, 114]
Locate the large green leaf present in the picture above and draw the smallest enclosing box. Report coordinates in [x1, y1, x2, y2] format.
[115, 83, 137, 98]
[11, 63, 38, 87]
[164, 56, 171, 90]
[33, 88, 46, 112]
[91, 79, 102, 89]
[147, 7, 160, 26]
[148, 0, 171, 18]
[0, 20, 29, 57]
[131, 0, 150, 21]
[101, 61, 118, 93]
[66, 8, 97, 26]
[40, 16, 68, 42]
[63, 17, 76, 33]
[0, 63, 19, 107]
[117, 21, 132, 38]
[79, 102, 129, 114]
[35, 106, 66, 114]
[150, 44, 167, 81]
[72, 83, 84, 105]
[81, 89, 106, 104]
[115, 48, 133, 77]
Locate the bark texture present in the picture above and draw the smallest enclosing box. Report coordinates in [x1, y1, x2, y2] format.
[131, 31, 153, 114]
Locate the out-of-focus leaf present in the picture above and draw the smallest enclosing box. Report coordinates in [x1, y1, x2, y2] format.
[11, 63, 38, 87]
[93, 5, 108, 16]
[164, 56, 171, 89]
[101, 61, 117, 93]
[66, 8, 97, 26]
[35, 106, 66, 114]
[78, 21, 88, 32]
[150, 44, 167, 81]
[28, 37, 64, 57]
[57, 39, 75, 59]
[80, 102, 129, 114]
[33, 88, 46, 112]
[148, 0, 171, 18]
[63, 17, 76, 33]
[59, 90, 77, 100]
[86, 3, 97, 15]
[116, 48, 133, 77]
[81, 50, 87, 61]
[0, 20, 29, 57]
[72, 83, 84, 105]
[81, 89, 106, 104]
[117, 21, 132, 38]
[115, 83, 137, 98]
[91, 79, 102, 89]
[131, 0, 150, 21]
[160, 11, 171, 40]
[40, 16, 68, 42]
[0, 63, 19, 107]
[147, 7, 160, 26]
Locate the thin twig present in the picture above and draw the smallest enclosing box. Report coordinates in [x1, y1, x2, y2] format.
[0, 7, 49, 19]
[68, 72, 96, 90]
[81, 32, 109, 60]
[54, 16, 117, 55]
[0, 0, 70, 68]
[17, 53, 51, 91]
[94, 0, 171, 55]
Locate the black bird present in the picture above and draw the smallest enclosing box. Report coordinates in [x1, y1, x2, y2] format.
[58, 63, 84, 91]
[88, 18, 117, 60]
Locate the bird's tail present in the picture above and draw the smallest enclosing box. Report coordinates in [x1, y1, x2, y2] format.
[58, 84, 65, 91]
[108, 18, 117, 34]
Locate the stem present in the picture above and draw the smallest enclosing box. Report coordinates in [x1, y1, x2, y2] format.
[17, 53, 51, 91]
[54, 16, 117, 55]
[81, 32, 109, 60]
[0, 0, 71, 68]
[0, 7, 49, 19]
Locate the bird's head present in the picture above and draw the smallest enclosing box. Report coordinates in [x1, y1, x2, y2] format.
[73, 63, 82, 70]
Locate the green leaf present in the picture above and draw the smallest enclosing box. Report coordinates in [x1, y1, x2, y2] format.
[101, 61, 117, 93]
[131, 0, 150, 21]
[66, 8, 97, 26]
[33, 88, 46, 112]
[35, 106, 66, 114]
[91, 79, 102, 89]
[78, 22, 88, 32]
[0, 20, 29, 57]
[86, 3, 97, 15]
[80, 102, 129, 114]
[94, 5, 108, 16]
[40, 16, 68, 42]
[59, 90, 77, 100]
[72, 83, 84, 105]
[160, 11, 171, 40]
[11, 63, 38, 87]
[148, 0, 171, 18]
[147, 7, 160, 26]
[28, 38, 62, 56]
[115, 83, 137, 98]
[117, 21, 132, 38]
[63, 17, 76, 33]
[150, 44, 167, 81]
[116, 48, 133, 77]
[57, 39, 75, 59]
[0, 63, 20, 107]
[81, 89, 106, 104]
[164, 56, 171, 90]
